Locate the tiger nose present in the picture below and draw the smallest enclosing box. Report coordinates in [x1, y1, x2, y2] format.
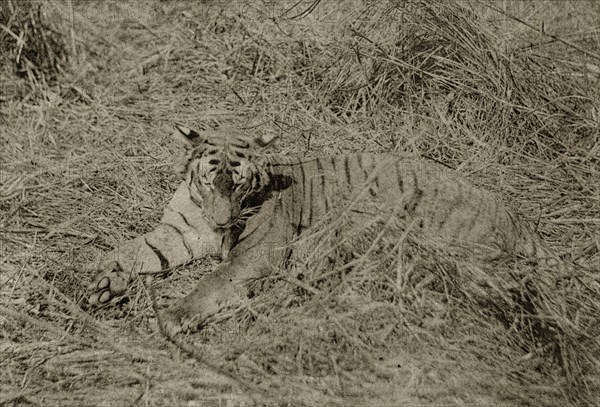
[212, 204, 232, 226]
[213, 213, 230, 227]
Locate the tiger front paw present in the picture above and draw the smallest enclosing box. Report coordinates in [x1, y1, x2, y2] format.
[159, 305, 198, 336]
[87, 260, 131, 306]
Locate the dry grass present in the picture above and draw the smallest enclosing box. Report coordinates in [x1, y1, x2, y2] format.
[0, 0, 74, 102]
[1, 0, 599, 406]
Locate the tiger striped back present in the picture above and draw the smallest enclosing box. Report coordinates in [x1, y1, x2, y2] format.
[231, 153, 551, 262]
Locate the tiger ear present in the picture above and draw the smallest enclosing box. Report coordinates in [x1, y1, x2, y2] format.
[253, 133, 278, 149]
[173, 123, 203, 146]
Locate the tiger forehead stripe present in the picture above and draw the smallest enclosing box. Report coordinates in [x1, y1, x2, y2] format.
[229, 139, 250, 149]
[190, 133, 253, 160]
[228, 145, 253, 155]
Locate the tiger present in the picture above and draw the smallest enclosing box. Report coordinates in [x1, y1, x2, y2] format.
[87, 124, 563, 335]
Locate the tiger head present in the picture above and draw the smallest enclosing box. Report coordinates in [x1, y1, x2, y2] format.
[174, 124, 277, 230]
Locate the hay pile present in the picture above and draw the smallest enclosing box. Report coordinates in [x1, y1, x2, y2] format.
[1, 0, 599, 406]
[0, 0, 73, 101]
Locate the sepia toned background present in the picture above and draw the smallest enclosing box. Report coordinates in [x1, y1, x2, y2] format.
[1, 1, 599, 405]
